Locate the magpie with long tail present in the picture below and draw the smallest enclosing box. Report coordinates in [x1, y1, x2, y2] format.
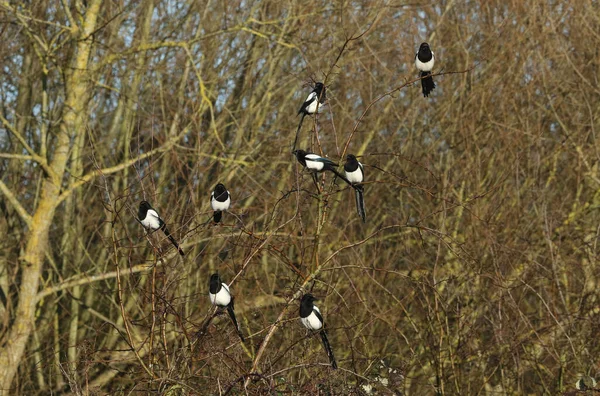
[293, 149, 357, 190]
[211, 183, 230, 223]
[299, 294, 337, 369]
[209, 273, 244, 342]
[292, 82, 326, 152]
[344, 154, 366, 223]
[138, 201, 185, 256]
[415, 42, 436, 97]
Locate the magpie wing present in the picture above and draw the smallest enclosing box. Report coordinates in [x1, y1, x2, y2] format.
[298, 91, 317, 114]
[305, 154, 338, 168]
[313, 307, 324, 326]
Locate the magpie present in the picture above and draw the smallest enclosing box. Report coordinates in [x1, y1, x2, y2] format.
[209, 273, 244, 342]
[211, 183, 230, 223]
[299, 294, 337, 369]
[344, 154, 366, 223]
[293, 149, 356, 190]
[138, 201, 185, 256]
[415, 42, 436, 97]
[292, 82, 326, 152]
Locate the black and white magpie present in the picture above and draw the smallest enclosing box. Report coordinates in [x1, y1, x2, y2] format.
[293, 149, 356, 190]
[292, 82, 327, 152]
[209, 273, 244, 342]
[344, 154, 366, 223]
[299, 294, 337, 369]
[415, 42, 436, 97]
[138, 201, 184, 256]
[211, 183, 230, 223]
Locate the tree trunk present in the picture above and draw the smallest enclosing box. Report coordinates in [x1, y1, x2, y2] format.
[0, 0, 103, 392]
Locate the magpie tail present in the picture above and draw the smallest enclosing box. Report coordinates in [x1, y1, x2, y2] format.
[227, 303, 245, 342]
[354, 185, 366, 223]
[319, 330, 337, 369]
[292, 113, 306, 153]
[162, 225, 185, 256]
[421, 71, 436, 97]
[213, 211, 223, 223]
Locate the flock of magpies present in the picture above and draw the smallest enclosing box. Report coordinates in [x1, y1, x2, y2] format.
[135, 43, 436, 370]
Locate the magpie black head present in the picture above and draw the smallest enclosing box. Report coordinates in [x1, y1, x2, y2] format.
[300, 293, 319, 317]
[294, 149, 307, 159]
[344, 154, 359, 172]
[294, 149, 308, 167]
[138, 201, 152, 218]
[314, 82, 326, 101]
[213, 183, 228, 200]
[209, 273, 222, 294]
[418, 43, 433, 58]
[301, 293, 318, 304]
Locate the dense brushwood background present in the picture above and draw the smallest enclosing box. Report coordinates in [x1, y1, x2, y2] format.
[1, 0, 599, 394]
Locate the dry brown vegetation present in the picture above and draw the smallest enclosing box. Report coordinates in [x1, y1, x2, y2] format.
[1, 0, 599, 394]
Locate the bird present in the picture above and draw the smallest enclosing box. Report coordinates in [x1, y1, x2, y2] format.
[415, 42, 436, 97]
[211, 183, 230, 223]
[209, 273, 244, 342]
[344, 154, 366, 223]
[138, 201, 185, 256]
[292, 82, 327, 152]
[293, 149, 356, 190]
[299, 294, 337, 369]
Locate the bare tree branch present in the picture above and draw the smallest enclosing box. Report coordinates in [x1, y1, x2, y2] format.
[0, 179, 32, 225]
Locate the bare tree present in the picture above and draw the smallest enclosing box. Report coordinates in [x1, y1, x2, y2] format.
[0, 0, 599, 394]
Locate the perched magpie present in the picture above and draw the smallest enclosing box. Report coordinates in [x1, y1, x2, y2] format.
[415, 42, 436, 97]
[211, 183, 230, 223]
[299, 294, 337, 369]
[292, 82, 327, 152]
[138, 201, 184, 256]
[344, 154, 366, 223]
[293, 149, 356, 189]
[209, 273, 244, 342]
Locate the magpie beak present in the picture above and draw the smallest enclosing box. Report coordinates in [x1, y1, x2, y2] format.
[299, 294, 337, 369]
[209, 273, 244, 342]
[211, 183, 231, 223]
[344, 154, 366, 223]
[415, 42, 436, 97]
[292, 82, 326, 152]
[138, 201, 184, 256]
